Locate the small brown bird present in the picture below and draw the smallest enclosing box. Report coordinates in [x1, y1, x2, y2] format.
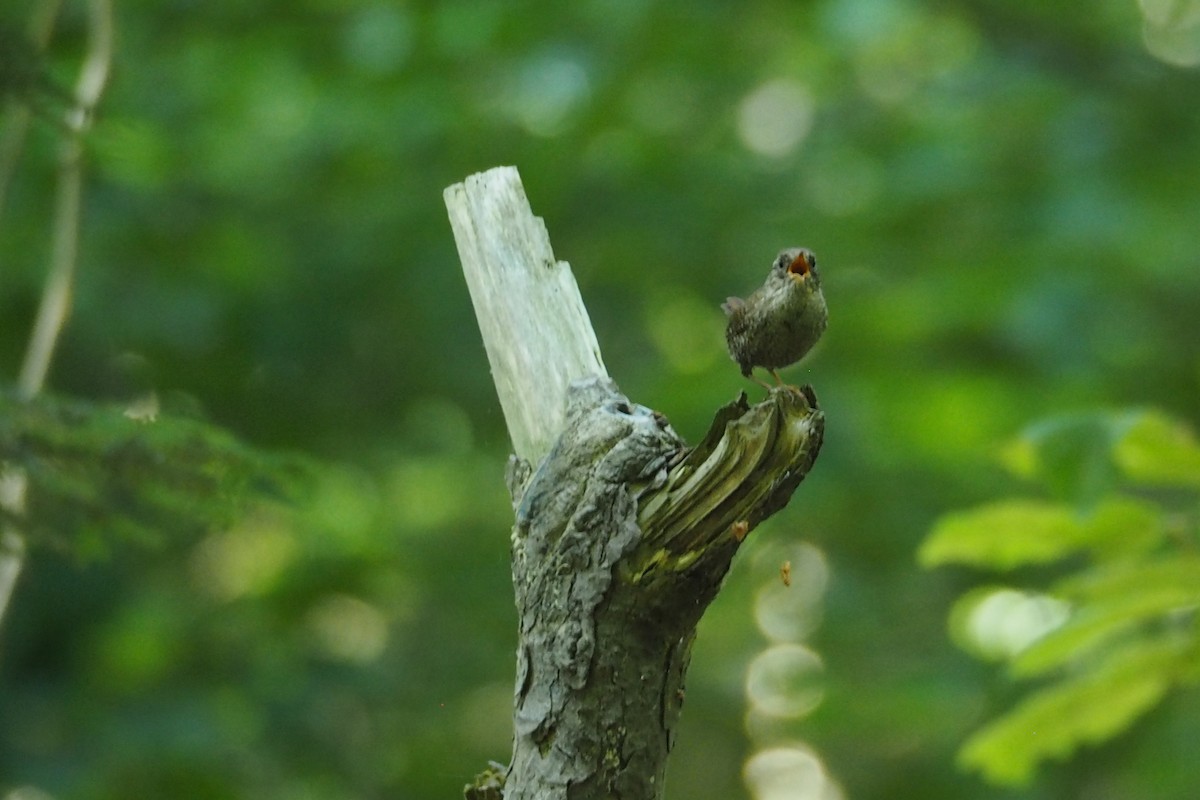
[723, 247, 828, 389]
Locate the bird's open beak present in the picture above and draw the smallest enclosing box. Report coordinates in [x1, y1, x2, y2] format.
[786, 252, 812, 283]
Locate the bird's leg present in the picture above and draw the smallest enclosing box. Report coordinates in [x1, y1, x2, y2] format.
[770, 369, 805, 396]
[770, 370, 785, 386]
[747, 370, 775, 391]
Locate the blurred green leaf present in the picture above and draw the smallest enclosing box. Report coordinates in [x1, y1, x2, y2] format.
[1114, 410, 1200, 489]
[1080, 496, 1169, 557]
[1012, 561, 1200, 676]
[1054, 555, 1200, 603]
[918, 496, 1161, 570]
[920, 499, 1081, 569]
[928, 407, 1200, 788]
[959, 637, 1181, 786]
[997, 413, 1135, 505]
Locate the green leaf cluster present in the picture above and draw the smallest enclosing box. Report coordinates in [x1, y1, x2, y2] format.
[1, 389, 309, 560]
[4, 0, 1200, 796]
[920, 410, 1200, 786]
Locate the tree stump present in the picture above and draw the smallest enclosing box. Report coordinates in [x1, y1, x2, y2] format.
[445, 167, 824, 800]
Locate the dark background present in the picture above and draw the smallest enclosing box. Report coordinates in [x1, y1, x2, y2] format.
[2, 1, 1199, 798]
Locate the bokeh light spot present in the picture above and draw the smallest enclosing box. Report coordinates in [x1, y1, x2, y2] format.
[189, 512, 298, 601]
[744, 746, 843, 800]
[3, 788, 56, 800]
[754, 542, 829, 643]
[456, 682, 516, 753]
[1139, 0, 1200, 66]
[845, 5, 979, 105]
[508, 52, 591, 137]
[307, 594, 389, 663]
[955, 587, 1071, 660]
[380, 451, 505, 536]
[746, 644, 825, 719]
[645, 291, 724, 374]
[737, 79, 815, 158]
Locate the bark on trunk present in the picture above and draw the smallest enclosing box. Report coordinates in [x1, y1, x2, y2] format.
[446, 168, 823, 800]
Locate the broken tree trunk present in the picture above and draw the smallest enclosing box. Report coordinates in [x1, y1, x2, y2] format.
[445, 167, 824, 800]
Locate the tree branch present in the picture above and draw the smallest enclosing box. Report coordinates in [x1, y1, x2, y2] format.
[1, 0, 113, 632]
[18, 0, 113, 398]
[447, 168, 823, 800]
[444, 166, 607, 463]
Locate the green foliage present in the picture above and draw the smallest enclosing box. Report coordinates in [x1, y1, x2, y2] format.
[4, 1, 1200, 798]
[0, 24, 45, 101]
[0, 22, 70, 116]
[959, 637, 1182, 786]
[0, 389, 309, 560]
[996, 412, 1142, 505]
[923, 409, 1200, 787]
[1115, 412, 1200, 488]
[921, 496, 1163, 570]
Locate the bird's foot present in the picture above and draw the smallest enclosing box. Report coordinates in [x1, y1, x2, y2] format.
[768, 370, 806, 398]
[743, 369, 775, 391]
[744, 370, 803, 399]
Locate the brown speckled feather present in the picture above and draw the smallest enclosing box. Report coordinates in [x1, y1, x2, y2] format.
[724, 248, 827, 383]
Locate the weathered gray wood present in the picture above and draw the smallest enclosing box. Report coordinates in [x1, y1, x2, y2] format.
[447, 168, 824, 800]
[444, 167, 607, 463]
[500, 379, 822, 800]
[506, 377, 686, 800]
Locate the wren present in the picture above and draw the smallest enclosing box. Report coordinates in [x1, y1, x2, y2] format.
[722, 247, 828, 389]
